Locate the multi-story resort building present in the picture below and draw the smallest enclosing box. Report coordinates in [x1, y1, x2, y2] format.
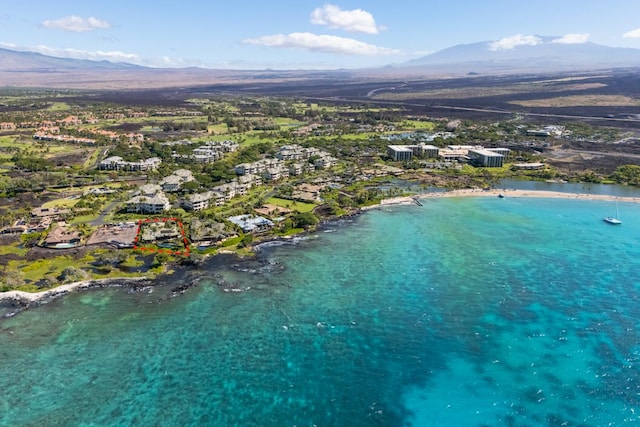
[180, 175, 262, 212]
[181, 191, 215, 212]
[99, 156, 162, 171]
[124, 184, 170, 214]
[235, 146, 335, 182]
[388, 143, 510, 167]
[160, 169, 195, 192]
[170, 140, 239, 163]
[467, 149, 506, 167]
[387, 143, 440, 161]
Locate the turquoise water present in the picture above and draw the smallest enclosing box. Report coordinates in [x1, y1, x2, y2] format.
[2, 196, 640, 426]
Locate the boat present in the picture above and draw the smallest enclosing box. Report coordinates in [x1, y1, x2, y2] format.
[603, 200, 622, 224]
[497, 193, 505, 198]
[603, 216, 622, 225]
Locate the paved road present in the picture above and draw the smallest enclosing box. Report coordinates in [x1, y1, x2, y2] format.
[89, 199, 121, 227]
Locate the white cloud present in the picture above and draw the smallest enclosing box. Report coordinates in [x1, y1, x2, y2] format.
[41, 16, 111, 32]
[1, 42, 138, 62]
[552, 33, 589, 44]
[310, 4, 381, 34]
[34, 45, 138, 62]
[244, 32, 400, 56]
[0, 42, 207, 68]
[488, 34, 542, 51]
[623, 28, 640, 38]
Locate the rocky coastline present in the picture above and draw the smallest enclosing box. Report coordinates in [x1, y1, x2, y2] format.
[3, 187, 638, 316]
[0, 277, 152, 315]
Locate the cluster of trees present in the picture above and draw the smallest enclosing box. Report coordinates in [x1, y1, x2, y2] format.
[223, 117, 279, 133]
[11, 154, 53, 171]
[160, 121, 208, 132]
[611, 165, 640, 185]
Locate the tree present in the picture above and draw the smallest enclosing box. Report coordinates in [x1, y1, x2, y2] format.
[292, 212, 318, 229]
[611, 165, 640, 185]
[238, 233, 253, 248]
[152, 253, 170, 268]
[181, 181, 201, 193]
[58, 267, 88, 283]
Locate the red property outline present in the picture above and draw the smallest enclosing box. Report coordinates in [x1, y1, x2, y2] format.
[133, 217, 190, 256]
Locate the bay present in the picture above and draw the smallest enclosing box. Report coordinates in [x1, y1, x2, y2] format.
[1, 195, 640, 426]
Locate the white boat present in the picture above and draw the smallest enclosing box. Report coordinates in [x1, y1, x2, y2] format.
[603, 216, 622, 225]
[603, 200, 622, 224]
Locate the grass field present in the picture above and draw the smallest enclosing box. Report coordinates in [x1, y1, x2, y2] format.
[207, 123, 229, 134]
[400, 120, 436, 130]
[266, 197, 316, 213]
[273, 117, 305, 126]
[83, 148, 102, 168]
[0, 241, 29, 257]
[45, 102, 71, 111]
[291, 102, 402, 114]
[42, 198, 80, 209]
[508, 95, 640, 107]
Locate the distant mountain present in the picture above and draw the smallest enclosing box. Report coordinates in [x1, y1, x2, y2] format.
[393, 36, 640, 74]
[2, 37, 640, 89]
[0, 47, 346, 89]
[0, 48, 143, 71]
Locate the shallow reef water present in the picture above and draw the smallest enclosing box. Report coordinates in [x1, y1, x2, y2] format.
[1, 196, 640, 426]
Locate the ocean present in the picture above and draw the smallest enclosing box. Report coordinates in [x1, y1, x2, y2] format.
[1, 194, 640, 426]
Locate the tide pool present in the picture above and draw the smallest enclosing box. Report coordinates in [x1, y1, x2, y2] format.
[1, 196, 640, 426]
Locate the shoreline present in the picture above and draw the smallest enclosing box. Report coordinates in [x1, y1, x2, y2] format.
[0, 277, 151, 312]
[366, 188, 640, 209]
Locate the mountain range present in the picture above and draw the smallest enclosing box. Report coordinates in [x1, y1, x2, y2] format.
[394, 36, 640, 74]
[1, 37, 640, 89]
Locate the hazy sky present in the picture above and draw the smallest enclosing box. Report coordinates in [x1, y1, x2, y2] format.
[2, 1, 640, 69]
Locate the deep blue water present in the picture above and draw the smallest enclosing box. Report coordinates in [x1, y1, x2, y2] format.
[1, 195, 640, 426]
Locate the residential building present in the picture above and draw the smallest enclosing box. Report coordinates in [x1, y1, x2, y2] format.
[98, 156, 161, 171]
[314, 154, 336, 169]
[227, 214, 274, 233]
[160, 169, 195, 192]
[181, 192, 213, 211]
[57, 116, 83, 126]
[125, 193, 170, 214]
[43, 225, 81, 248]
[33, 132, 96, 145]
[31, 207, 70, 218]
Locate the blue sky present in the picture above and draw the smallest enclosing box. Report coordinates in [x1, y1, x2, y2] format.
[2, 1, 640, 69]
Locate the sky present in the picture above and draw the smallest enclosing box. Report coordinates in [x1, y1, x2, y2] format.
[2, 1, 640, 70]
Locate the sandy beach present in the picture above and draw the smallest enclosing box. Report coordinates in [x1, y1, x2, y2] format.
[369, 188, 640, 208]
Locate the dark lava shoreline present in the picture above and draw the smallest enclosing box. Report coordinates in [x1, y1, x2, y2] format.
[0, 210, 365, 318]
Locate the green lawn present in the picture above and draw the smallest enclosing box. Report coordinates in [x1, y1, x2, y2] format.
[266, 197, 316, 213]
[42, 198, 80, 208]
[83, 148, 102, 169]
[45, 102, 71, 111]
[273, 117, 305, 126]
[0, 241, 29, 257]
[208, 124, 229, 134]
[400, 120, 436, 130]
[69, 213, 101, 224]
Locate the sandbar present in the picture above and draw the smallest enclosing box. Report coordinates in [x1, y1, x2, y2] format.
[370, 188, 640, 208]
